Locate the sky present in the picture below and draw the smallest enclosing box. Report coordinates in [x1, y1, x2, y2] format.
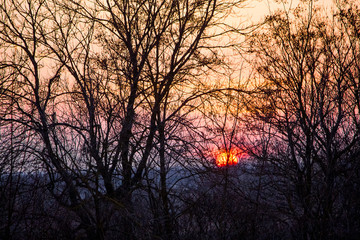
[242, 0, 335, 24]
[214, 0, 337, 82]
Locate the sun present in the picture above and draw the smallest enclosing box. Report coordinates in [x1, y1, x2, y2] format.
[215, 149, 239, 167]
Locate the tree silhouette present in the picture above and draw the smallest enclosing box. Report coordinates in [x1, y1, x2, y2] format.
[0, 0, 246, 239]
[245, 1, 360, 239]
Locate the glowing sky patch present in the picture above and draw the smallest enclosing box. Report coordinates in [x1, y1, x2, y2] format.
[216, 150, 239, 167]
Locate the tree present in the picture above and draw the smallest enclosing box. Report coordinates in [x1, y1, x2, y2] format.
[245, 1, 360, 239]
[0, 0, 247, 239]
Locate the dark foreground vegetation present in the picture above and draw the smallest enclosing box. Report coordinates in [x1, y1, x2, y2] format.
[1, 0, 360, 239]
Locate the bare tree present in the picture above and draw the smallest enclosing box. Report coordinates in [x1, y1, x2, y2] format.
[245, 1, 360, 239]
[0, 0, 248, 239]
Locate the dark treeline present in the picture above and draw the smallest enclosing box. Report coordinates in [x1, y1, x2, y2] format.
[1, 0, 360, 239]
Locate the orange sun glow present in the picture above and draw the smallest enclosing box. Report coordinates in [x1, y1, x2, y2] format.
[215, 149, 239, 167]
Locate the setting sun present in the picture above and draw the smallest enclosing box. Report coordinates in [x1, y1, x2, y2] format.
[215, 149, 239, 167]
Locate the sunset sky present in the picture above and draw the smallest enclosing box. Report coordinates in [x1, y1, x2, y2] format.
[243, 0, 335, 24]
[1, 0, 359, 239]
